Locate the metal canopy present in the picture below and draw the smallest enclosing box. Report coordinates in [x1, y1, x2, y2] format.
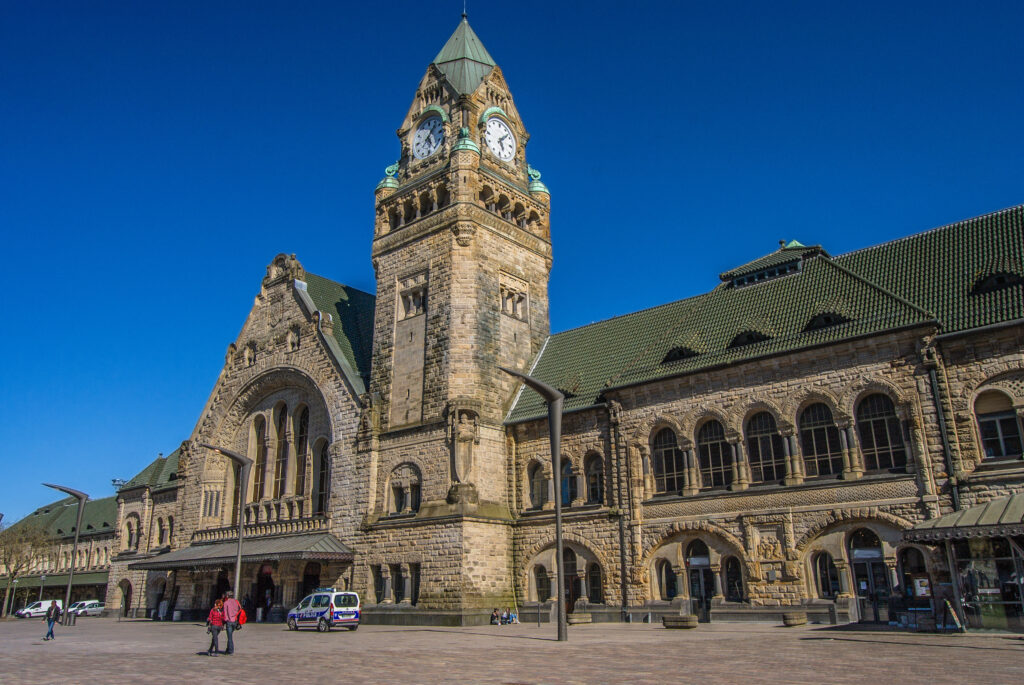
[127, 533, 353, 571]
[904, 494, 1024, 542]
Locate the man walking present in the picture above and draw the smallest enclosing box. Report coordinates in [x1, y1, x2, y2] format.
[222, 591, 241, 655]
[43, 601, 61, 641]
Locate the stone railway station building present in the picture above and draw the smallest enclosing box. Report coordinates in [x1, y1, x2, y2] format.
[5, 18, 1024, 628]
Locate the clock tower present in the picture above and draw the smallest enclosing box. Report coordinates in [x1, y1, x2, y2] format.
[358, 16, 552, 613]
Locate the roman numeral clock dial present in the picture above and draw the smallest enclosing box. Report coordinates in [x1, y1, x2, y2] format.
[412, 115, 445, 159]
[485, 117, 516, 161]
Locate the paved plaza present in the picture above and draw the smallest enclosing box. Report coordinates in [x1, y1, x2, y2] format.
[1, 617, 1022, 684]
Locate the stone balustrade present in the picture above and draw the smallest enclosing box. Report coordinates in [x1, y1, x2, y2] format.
[192, 516, 328, 543]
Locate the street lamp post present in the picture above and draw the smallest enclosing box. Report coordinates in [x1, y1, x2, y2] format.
[200, 444, 253, 601]
[42, 483, 88, 625]
[39, 575, 45, 602]
[499, 366, 567, 642]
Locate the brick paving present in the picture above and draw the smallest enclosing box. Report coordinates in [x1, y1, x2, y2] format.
[1, 617, 1023, 684]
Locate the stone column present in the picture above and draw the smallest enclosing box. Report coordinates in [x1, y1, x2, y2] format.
[886, 559, 900, 593]
[786, 433, 804, 485]
[841, 425, 864, 478]
[684, 449, 700, 495]
[579, 569, 590, 602]
[833, 561, 853, 598]
[381, 569, 393, 604]
[730, 440, 749, 491]
[400, 485, 412, 514]
[711, 565, 724, 599]
[572, 471, 585, 507]
[543, 477, 555, 511]
[400, 563, 413, 604]
[674, 566, 688, 599]
[547, 573, 558, 602]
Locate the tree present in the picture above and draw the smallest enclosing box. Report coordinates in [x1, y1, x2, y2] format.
[0, 522, 52, 617]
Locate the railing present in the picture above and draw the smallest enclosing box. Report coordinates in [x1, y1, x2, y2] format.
[192, 516, 328, 543]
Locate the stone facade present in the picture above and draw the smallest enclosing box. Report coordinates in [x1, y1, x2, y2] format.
[61, 18, 1024, 624]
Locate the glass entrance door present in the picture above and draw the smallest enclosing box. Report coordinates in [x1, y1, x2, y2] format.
[689, 569, 714, 622]
[850, 528, 891, 623]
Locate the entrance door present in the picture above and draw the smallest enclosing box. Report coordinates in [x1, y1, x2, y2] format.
[849, 528, 891, 623]
[689, 569, 714, 622]
[562, 549, 579, 615]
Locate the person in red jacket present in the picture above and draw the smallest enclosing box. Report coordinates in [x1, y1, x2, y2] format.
[222, 590, 241, 655]
[206, 599, 225, 656]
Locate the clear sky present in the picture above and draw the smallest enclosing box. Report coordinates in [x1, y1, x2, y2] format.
[1, 1, 1022, 522]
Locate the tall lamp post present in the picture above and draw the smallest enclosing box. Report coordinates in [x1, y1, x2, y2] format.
[499, 366, 567, 642]
[42, 483, 88, 625]
[200, 444, 253, 601]
[38, 575, 46, 602]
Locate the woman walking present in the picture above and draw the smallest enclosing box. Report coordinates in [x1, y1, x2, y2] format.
[206, 598, 226, 656]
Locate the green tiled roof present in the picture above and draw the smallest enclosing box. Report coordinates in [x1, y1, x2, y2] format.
[9, 496, 118, 541]
[835, 205, 1024, 333]
[432, 17, 496, 95]
[303, 272, 376, 383]
[719, 242, 826, 282]
[508, 205, 1024, 423]
[120, 449, 180, 492]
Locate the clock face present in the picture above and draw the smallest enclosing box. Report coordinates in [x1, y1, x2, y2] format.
[412, 116, 445, 159]
[484, 117, 516, 161]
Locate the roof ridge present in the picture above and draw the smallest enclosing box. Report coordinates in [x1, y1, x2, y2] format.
[838, 204, 1024, 261]
[819, 254, 937, 321]
[550, 290, 708, 339]
[303, 270, 376, 299]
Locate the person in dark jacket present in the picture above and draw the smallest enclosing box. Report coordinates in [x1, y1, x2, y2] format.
[206, 599, 225, 656]
[43, 601, 61, 641]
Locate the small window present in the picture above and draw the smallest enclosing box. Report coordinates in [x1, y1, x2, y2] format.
[728, 330, 770, 348]
[662, 346, 698, 363]
[804, 312, 850, 332]
[972, 271, 1023, 295]
[974, 390, 1022, 459]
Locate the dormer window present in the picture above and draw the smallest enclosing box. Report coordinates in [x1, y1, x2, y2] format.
[804, 312, 850, 331]
[662, 346, 699, 363]
[731, 260, 800, 288]
[972, 271, 1023, 295]
[729, 330, 771, 348]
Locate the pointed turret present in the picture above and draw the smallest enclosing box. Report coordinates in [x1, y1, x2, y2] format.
[432, 15, 497, 95]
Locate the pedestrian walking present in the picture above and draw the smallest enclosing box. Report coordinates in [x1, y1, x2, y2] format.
[222, 590, 242, 655]
[43, 601, 61, 641]
[206, 599, 225, 656]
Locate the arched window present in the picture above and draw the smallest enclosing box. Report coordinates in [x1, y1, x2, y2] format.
[746, 412, 786, 484]
[814, 552, 840, 599]
[697, 421, 732, 489]
[657, 559, 677, 600]
[561, 460, 577, 506]
[294, 406, 310, 496]
[686, 540, 710, 566]
[273, 404, 289, 499]
[156, 518, 166, 546]
[724, 557, 743, 602]
[652, 428, 686, 495]
[800, 403, 844, 478]
[856, 394, 907, 471]
[528, 463, 547, 510]
[898, 547, 926, 596]
[534, 565, 550, 602]
[313, 441, 329, 515]
[387, 463, 422, 515]
[584, 453, 604, 505]
[974, 390, 1023, 460]
[588, 563, 603, 603]
[252, 415, 268, 500]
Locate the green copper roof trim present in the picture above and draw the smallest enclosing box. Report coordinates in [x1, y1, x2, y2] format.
[452, 138, 480, 154]
[479, 106, 509, 125]
[529, 180, 549, 194]
[376, 177, 400, 190]
[418, 104, 449, 123]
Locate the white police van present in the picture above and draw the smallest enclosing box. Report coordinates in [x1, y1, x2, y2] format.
[287, 588, 359, 632]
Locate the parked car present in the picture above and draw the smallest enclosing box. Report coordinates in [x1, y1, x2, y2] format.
[286, 590, 359, 632]
[70, 600, 104, 616]
[15, 599, 63, 618]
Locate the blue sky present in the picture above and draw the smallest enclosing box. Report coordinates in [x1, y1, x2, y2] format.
[1, 1, 1022, 522]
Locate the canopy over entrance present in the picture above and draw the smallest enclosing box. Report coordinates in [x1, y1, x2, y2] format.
[904, 494, 1024, 542]
[128, 533, 353, 571]
[1, 572, 109, 589]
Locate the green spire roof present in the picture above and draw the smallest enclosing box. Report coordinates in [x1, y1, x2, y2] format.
[432, 16, 497, 95]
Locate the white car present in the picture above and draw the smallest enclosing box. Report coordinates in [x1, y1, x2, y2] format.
[15, 600, 62, 618]
[70, 600, 104, 616]
[286, 590, 360, 632]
